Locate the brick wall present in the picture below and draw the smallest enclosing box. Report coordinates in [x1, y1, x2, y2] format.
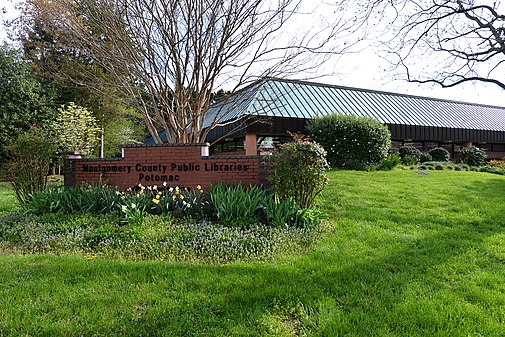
[65, 143, 262, 189]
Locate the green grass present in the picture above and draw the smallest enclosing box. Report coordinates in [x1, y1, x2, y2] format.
[1, 170, 505, 336]
[0, 185, 17, 215]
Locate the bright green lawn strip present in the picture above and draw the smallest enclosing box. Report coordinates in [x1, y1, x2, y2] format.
[1, 170, 505, 336]
[0, 187, 17, 215]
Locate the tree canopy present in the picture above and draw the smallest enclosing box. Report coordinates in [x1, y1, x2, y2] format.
[0, 43, 56, 162]
[9, 0, 358, 144]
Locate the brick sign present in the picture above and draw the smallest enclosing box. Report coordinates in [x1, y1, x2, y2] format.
[64, 143, 263, 189]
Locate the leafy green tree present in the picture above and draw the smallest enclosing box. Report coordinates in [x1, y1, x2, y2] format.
[3, 127, 57, 204]
[8, 7, 146, 157]
[55, 102, 100, 155]
[0, 43, 56, 163]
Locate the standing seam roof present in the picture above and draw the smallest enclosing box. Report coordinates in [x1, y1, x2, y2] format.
[206, 78, 505, 132]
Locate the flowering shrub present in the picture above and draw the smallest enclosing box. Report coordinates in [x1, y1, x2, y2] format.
[307, 113, 391, 168]
[488, 160, 505, 170]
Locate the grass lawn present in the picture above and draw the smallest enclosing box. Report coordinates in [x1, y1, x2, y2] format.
[1, 170, 505, 336]
[0, 183, 16, 215]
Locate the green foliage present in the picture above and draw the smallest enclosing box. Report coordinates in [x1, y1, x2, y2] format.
[26, 185, 123, 215]
[0, 212, 319, 264]
[378, 154, 401, 171]
[479, 166, 505, 175]
[428, 147, 450, 162]
[207, 183, 266, 227]
[398, 146, 422, 164]
[307, 113, 391, 168]
[420, 152, 432, 163]
[0, 44, 56, 162]
[25, 184, 206, 225]
[262, 195, 322, 229]
[417, 161, 471, 171]
[148, 184, 205, 218]
[487, 160, 505, 170]
[2, 128, 57, 204]
[55, 102, 100, 155]
[460, 146, 487, 166]
[266, 140, 328, 208]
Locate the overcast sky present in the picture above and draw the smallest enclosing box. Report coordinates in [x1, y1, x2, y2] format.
[1, 0, 504, 107]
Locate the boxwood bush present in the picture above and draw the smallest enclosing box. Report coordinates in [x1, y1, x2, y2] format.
[307, 113, 390, 168]
[428, 147, 450, 162]
[398, 146, 422, 165]
[460, 146, 487, 166]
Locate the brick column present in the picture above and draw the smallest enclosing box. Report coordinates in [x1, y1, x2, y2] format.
[63, 152, 82, 187]
[463, 141, 473, 148]
[245, 133, 257, 156]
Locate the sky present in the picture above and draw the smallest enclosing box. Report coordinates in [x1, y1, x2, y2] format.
[1, 0, 504, 107]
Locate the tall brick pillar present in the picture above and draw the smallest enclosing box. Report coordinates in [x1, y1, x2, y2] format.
[245, 133, 257, 156]
[63, 152, 82, 187]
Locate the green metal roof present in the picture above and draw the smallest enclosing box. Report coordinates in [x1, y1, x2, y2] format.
[207, 78, 505, 132]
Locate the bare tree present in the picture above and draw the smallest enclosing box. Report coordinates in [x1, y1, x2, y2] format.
[12, 0, 360, 143]
[352, 0, 505, 91]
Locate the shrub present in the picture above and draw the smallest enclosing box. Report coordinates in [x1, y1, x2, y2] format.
[460, 146, 486, 166]
[479, 166, 505, 175]
[307, 113, 390, 167]
[377, 154, 401, 171]
[420, 152, 432, 163]
[398, 146, 422, 164]
[428, 147, 450, 162]
[402, 155, 419, 166]
[487, 160, 505, 170]
[344, 159, 369, 171]
[266, 140, 328, 208]
[2, 127, 57, 204]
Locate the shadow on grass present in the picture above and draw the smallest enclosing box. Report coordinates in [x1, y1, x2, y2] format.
[1, 173, 505, 336]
